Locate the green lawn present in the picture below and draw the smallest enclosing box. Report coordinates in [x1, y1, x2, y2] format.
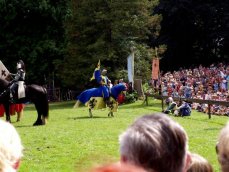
[4, 99, 227, 172]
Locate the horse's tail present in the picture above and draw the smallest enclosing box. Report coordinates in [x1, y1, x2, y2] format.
[41, 86, 49, 119]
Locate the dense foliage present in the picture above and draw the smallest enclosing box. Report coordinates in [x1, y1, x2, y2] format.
[0, 0, 228, 90]
[154, 0, 229, 71]
[0, 0, 69, 85]
[61, 0, 160, 90]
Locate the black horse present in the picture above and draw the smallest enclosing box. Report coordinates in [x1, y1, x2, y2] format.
[0, 78, 49, 125]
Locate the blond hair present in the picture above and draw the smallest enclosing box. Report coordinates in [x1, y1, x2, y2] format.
[217, 122, 229, 172]
[0, 120, 23, 172]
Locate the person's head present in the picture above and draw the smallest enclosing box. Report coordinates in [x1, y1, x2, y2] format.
[119, 113, 191, 172]
[119, 79, 123, 83]
[0, 120, 23, 172]
[90, 162, 147, 172]
[16, 60, 25, 70]
[216, 122, 229, 172]
[167, 97, 173, 104]
[187, 153, 213, 172]
[101, 69, 107, 76]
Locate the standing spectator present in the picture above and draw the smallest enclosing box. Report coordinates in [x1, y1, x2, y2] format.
[0, 120, 23, 172]
[119, 113, 191, 172]
[184, 83, 193, 99]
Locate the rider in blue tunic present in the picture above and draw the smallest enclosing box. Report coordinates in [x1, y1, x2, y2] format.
[75, 67, 110, 106]
[96, 69, 110, 104]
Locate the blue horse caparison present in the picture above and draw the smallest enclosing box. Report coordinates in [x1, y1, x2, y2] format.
[75, 83, 126, 117]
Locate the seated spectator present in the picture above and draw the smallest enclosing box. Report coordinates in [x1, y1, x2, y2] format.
[187, 153, 213, 172]
[157, 63, 228, 116]
[119, 113, 191, 172]
[0, 120, 23, 172]
[174, 100, 192, 117]
[216, 122, 229, 172]
[164, 97, 177, 114]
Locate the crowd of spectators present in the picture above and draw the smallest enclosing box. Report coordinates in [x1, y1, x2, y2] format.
[155, 63, 229, 116]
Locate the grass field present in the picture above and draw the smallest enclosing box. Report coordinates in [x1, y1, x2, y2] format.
[3, 99, 228, 172]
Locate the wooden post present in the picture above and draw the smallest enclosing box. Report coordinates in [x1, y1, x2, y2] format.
[134, 79, 144, 98]
[146, 95, 148, 106]
[208, 103, 211, 119]
[161, 97, 164, 112]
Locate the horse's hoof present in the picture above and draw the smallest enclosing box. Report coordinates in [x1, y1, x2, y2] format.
[33, 120, 43, 126]
[42, 117, 48, 125]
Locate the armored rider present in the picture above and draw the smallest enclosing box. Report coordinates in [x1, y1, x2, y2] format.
[9, 60, 26, 102]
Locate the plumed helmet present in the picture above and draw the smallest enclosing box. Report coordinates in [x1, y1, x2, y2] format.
[17, 60, 25, 70]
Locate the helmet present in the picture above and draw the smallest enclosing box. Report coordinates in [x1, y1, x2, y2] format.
[101, 69, 107, 75]
[17, 60, 25, 70]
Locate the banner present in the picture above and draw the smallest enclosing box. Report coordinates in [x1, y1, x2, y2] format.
[127, 51, 134, 85]
[152, 58, 159, 80]
[0, 60, 10, 79]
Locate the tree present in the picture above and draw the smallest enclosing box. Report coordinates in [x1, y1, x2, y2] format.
[154, 0, 229, 71]
[61, 0, 161, 90]
[0, 0, 69, 85]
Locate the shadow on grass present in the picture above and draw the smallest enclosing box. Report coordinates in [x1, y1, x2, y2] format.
[204, 127, 222, 131]
[24, 101, 76, 111]
[180, 115, 226, 126]
[15, 125, 34, 128]
[69, 116, 111, 120]
[119, 101, 162, 110]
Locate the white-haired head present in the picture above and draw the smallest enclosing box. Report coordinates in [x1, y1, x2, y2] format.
[0, 120, 23, 172]
[119, 113, 190, 172]
[168, 97, 173, 103]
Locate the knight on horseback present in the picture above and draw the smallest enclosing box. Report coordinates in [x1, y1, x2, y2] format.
[9, 60, 26, 102]
[100, 69, 111, 106]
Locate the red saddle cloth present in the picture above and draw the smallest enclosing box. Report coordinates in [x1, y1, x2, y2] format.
[117, 93, 125, 104]
[0, 104, 24, 117]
